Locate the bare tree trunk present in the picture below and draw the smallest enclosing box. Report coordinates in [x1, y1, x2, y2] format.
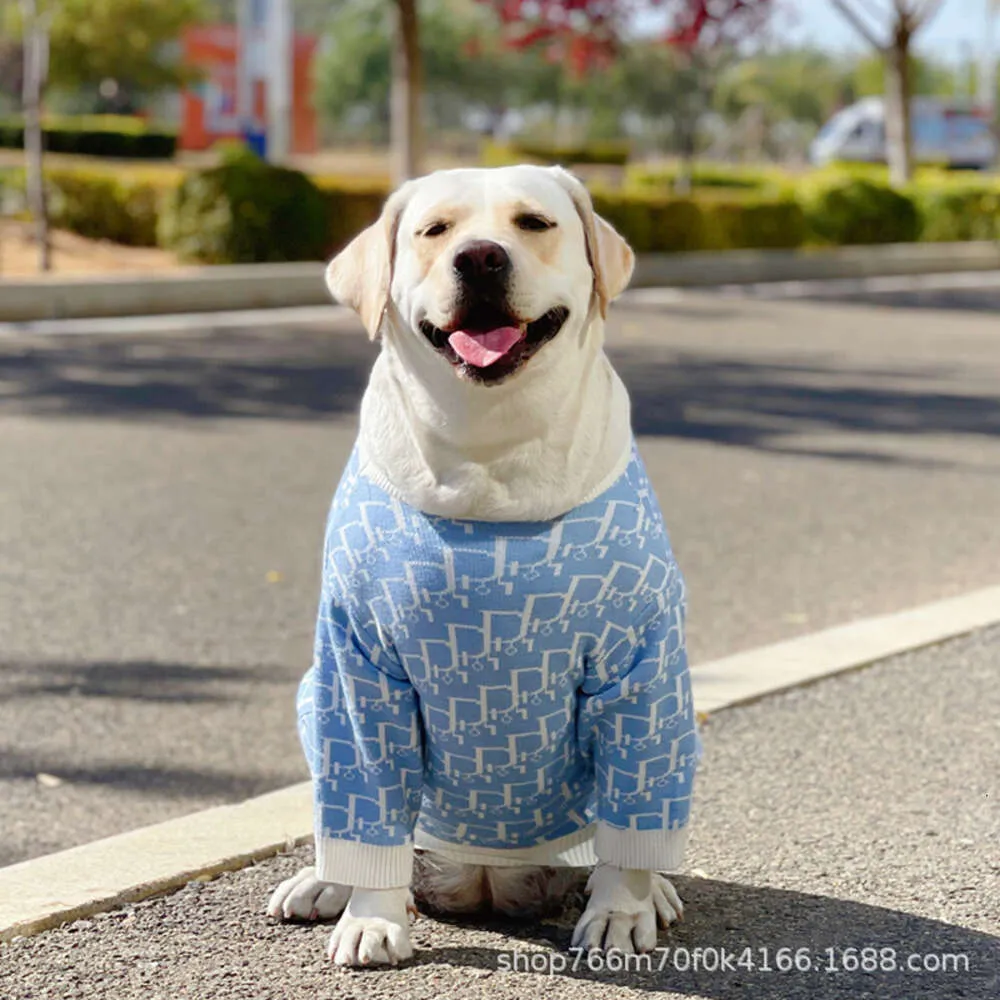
[390, 0, 423, 185]
[674, 124, 695, 196]
[21, 0, 50, 273]
[884, 24, 913, 186]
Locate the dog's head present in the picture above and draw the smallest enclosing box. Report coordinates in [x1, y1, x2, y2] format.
[326, 165, 634, 386]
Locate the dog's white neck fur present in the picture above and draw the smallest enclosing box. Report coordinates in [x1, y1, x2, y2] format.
[358, 304, 632, 522]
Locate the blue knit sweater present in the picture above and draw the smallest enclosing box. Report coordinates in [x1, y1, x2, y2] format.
[297, 443, 699, 888]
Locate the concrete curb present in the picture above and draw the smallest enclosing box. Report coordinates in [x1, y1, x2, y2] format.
[2, 243, 999, 322]
[0, 263, 329, 323]
[630, 241, 1000, 289]
[0, 784, 313, 943]
[692, 584, 1000, 713]
[2, 584, 998, 941]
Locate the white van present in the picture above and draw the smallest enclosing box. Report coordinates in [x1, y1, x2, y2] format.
[810, 97, 998, 170]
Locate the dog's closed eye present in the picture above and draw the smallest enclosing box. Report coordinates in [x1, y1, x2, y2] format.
[421, 221, 452, 238]
[514, 213, 556, 233]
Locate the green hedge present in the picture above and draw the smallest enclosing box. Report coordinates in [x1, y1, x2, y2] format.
[912, 185, 1000, 242]
[0, 166, 175, 245]
[314, 176, 388, 255]
[159, 150, 334, 264]
[802, 177, 922, 245]
[18, 157, 1000, 264]
[47, 169, 168, 246]
[0, 115, 176, 159]
[626, 163, 778, 193]
[482, 140, 631, 167]
[590, 189, 807, 253]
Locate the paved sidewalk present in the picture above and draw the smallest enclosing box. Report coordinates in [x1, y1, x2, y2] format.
[3, 294, 1000, 866]
[3, 626, 997, 1000]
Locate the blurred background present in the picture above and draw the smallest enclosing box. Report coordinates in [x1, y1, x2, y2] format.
[1, 0, 1000, 275]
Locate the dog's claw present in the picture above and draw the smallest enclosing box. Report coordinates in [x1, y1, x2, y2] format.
[327, 887, 415, 967]
[572, 866, 684, 955]
[266, 866, 352, 922]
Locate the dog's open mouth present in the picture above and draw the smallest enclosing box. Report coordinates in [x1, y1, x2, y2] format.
[419, 305, 569, 384]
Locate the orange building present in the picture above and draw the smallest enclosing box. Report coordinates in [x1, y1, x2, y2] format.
[179, 24, 318, 155]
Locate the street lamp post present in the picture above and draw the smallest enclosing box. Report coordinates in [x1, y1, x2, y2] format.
[20, 0, 50, 272]
[982, 0, 999, 126]
[267, 0, 293, 164]
[236, 0, 293, 164]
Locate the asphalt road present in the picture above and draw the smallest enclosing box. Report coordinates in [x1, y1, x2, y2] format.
[2, 626, 996, 1000]
[1, 292, 999, 866]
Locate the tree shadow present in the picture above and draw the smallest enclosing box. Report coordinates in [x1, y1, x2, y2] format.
[619, 350, 1000, 468]
[1, 325, 998, 469]
[782, 287, 1000, 315]
[0, 748, 286, 801]
[411, 876, 999, 999]
[0, 324, 377, 421]
[0, 658, 285, 704]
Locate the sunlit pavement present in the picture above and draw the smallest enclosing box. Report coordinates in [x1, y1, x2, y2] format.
[1, 291, 998, 867]
[2, 625, 997, 1000]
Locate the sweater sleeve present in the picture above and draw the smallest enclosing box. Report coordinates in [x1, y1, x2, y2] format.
[297, 586, 425, 889]
[578, 573, 700, 872]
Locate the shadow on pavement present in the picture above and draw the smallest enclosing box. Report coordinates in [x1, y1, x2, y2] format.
[0, 746, 289, 801]
[0, 325, 377, 421]
[787, 288, 1000, 314]
[421, 876, 999, 999]
[620, 350, 1000, 455]
[2, 326, 999, 468]
[0, 658, 285, 704]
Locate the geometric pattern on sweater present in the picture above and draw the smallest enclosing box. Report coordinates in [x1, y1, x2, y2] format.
[297, 442, 699, 855]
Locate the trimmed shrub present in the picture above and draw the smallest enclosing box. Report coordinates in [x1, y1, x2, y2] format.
[591, 191, 706, 253]
[29, 157, 1000, 263]
[701, 197, 808, 251]
[914, 185, 1000, 242]
[46, 169, 170, 246]
[626, 163, 776, 193]
[159, 150, 332, 264]
[314, 175, 389, 254]
[482, 140, 631, 168]
[590, 188, 807, 253]
[803, 177, 922, 245]
[0, 115, 177, 159]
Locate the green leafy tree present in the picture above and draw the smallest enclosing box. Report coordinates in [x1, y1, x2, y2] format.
[2, 0, 204, 95]
[45, 0, 205, 92]
[715, 49, 852, 130]
[316, 0, 549, 140]
[852, 51, 956, 99]
[314, 0, 392, 134]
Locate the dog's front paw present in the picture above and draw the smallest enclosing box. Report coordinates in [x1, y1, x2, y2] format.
[327, 887, 415, 967]
[571, 865, 684, 955]
[266, 866, 352, 921]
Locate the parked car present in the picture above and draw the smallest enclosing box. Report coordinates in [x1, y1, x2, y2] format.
[810, 97, 998, 170]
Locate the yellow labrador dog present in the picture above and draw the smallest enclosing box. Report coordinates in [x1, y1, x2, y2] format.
[268, 165, 699, 967]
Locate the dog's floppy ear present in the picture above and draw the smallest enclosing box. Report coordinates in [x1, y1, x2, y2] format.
[326, 182, 414, 340]
[547, 166, 635, 318]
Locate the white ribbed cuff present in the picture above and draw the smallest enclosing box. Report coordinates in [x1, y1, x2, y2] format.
[594, 821, 690, 872]
[315, 836, 414, 889]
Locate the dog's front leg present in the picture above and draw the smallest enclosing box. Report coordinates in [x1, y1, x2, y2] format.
[571, 863, 683, 954]
[267, 866, 352, 922]
[327, 886, 416, 967]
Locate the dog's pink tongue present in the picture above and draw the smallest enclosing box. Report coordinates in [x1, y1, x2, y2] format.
[448, 327, 524, 368]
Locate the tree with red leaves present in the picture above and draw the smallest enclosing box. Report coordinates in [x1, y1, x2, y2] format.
[486, 0, 772, 58]
[388, 0, 773, 183]
[480, 0, 774, 187]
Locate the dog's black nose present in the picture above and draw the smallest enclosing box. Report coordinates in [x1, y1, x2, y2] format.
[453, 240, 511, 285]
